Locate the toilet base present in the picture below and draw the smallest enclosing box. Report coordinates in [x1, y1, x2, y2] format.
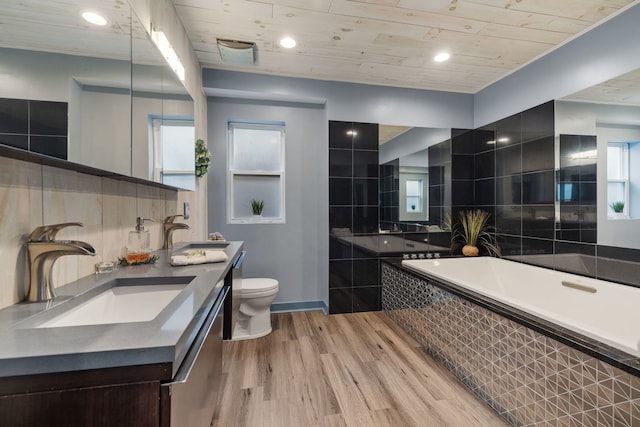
[231, 325, 273, 341]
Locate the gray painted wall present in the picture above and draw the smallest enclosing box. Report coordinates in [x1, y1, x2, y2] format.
[475, 2, 640, 127]
[207, 98, 327, 305]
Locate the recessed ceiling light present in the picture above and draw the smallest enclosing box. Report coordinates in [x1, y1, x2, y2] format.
[279, 37, 297, 49]
[434, 52, 450, 63]
[497, 137, 510, 143]
[346, 130, 358, 136]
[82, 11, 108, 26]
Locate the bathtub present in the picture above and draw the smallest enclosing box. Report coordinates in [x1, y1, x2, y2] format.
[383, 258, 640, 425]
[402, 256, 640, 358]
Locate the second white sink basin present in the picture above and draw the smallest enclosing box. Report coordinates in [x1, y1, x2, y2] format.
[35, 277, 193, 328]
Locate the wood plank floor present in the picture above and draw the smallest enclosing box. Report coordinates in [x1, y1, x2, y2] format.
[211, 311, 510, 427]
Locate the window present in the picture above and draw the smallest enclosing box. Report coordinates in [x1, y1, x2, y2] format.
[228, 121, 285, 223]
[149, 117, 195, 190]
[406, 179, 423, 213]
[607, 142, 629, 216]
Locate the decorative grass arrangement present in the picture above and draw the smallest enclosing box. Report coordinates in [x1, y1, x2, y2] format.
[118, 255, 159, 266]
[250, 199, 264, 215]
[453, 209, 501, 257]
[195, 139, 210, 178]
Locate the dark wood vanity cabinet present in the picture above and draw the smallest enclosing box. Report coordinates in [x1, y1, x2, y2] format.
[0, 363, 172, 427]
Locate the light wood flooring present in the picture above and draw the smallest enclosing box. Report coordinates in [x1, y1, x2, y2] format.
[211, 310, 509, 427]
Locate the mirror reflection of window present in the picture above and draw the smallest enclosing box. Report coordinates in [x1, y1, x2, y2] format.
[406, 179, 423, 213]
[607, 142, 629, 217]
[150, 117, 196, 190]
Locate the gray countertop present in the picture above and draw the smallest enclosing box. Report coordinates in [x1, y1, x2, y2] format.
[0, 241, 244, 378]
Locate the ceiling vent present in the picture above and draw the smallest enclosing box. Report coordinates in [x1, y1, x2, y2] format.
[217, 39, 256, 66]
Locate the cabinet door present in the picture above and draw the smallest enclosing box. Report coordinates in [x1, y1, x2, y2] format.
[0, 381, 159, 427]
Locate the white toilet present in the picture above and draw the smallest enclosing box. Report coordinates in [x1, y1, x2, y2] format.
[232, 278, 279, 340]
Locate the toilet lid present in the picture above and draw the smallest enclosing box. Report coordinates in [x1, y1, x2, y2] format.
[241, 278, 279, 293]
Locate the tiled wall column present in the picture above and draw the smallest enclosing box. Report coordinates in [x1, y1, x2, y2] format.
[329, 121, 380, 314]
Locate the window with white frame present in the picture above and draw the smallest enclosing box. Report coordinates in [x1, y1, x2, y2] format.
[405, 179, 423, 213]
[228, 121, 285, 223]
[607, 142, 629, 216]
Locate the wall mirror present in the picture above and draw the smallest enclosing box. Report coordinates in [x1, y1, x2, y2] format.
[556, 68, 640, 250]
[377, 125, 453, 254]
[0, 0, 195, 190]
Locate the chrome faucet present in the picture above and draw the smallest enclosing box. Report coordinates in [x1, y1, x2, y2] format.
[163, 215, 190, 249]
[26, 223, 96, 302]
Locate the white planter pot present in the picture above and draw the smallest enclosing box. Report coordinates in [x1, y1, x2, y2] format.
[614, 212, 625, 219]
[253, 214, 262, 222]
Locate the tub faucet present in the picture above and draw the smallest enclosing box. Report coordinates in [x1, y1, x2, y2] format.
[163, 215, 190, 249]
[26, 223, 96, 302]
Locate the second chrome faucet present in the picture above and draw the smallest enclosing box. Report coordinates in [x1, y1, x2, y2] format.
[163, 215, 190, 249]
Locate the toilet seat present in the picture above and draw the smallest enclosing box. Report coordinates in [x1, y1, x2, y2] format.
[241, 278, 279, 295]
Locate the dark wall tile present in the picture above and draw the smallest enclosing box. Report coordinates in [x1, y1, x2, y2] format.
[354, 178, 378, 205]
[0, 98, 28, 134]
[329, 288, 352, 314]
[353, 150, 379, 177]
[522, 171, 554, 204]
[353, 259, 379, 287]
[452, 180, 474, 205]
[522, 204, 555, 239]
[497, 235, 522, 257]
[474, 126, 495, 154]
[353, 206, 378, 234]
[474, 150, 495, 179]
[0, 134, 28, 150]
[429, 185, 442, 207]
[521, 101, 554, 142]
[329, 149, 352, 177]
[522, 136, 554, 173]
[521, 237, 554, 255]
[495, 113, 521, 147]
[452, 154, 474, 179]
[329, 236, 351, 260]
[452, 129, 474, 154]
[30, 135, 67, 160]
[579, 182, 597, 203]
[353, 286, 381, 312]
[329, 260, 352, 288]
[329, 121, 353, 149]
[30, 101, 68, 135]
[496, 175, 522, 205]
[429, 165, 443, 185]
[329, 207, 351, 231]
[474, 178, 495, 206]
[352, 122, 378, 150]
[559, 134, 581, 157]
[496, 206, 522, 236]
[329, 178, 352, 206]
[495, 144, 522, 177]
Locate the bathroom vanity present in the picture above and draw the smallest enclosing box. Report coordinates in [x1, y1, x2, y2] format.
[0, 241, 244, 427]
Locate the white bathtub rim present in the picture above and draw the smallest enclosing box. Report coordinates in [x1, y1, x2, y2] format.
[400, 257, 640, 360]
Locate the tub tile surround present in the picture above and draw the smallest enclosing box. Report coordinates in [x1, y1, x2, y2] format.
[382, 262, 640, 426]
[0, 155, 195, 309]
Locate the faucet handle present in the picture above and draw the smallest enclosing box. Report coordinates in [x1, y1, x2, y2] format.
[163, 215, 184, 224]
[28, 222, 84, 242]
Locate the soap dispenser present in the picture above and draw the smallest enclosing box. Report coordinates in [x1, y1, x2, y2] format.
[127, 217, 151, 264]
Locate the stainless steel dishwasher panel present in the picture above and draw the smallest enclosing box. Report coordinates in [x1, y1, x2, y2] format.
[161, 288, 226, 427]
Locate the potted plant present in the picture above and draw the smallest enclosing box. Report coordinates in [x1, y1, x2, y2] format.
[251, 199, 264, 221]
[610, 201, 625, 218]
[453, 209, 500, 257]
[195, 139, 210, 178]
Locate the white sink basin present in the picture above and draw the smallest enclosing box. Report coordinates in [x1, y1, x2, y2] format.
[35, 277, 193, 328]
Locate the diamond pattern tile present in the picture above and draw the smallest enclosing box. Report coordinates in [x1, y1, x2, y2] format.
[382, 263, 640, 426]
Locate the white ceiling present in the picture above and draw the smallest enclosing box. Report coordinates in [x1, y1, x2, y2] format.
[173, 0, 638, 94]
